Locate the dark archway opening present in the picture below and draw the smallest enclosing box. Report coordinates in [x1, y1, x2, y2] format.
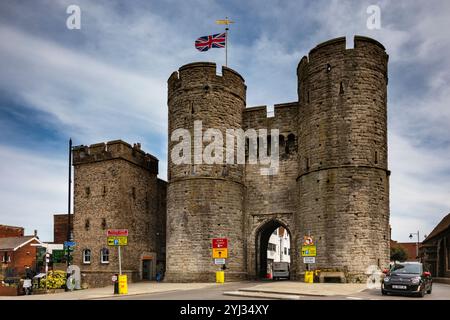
[256, 220, 292, 280]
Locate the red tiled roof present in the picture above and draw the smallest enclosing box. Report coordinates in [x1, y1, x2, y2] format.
[423, 213, 450, 243]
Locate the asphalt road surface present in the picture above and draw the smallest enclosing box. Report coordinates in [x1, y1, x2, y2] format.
[101, 281, 450, 300]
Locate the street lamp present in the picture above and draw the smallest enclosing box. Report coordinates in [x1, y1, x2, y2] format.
[409, 231, 420, 261]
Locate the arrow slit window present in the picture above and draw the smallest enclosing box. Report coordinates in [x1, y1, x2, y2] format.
[83, 249, 91, 264]
[101, 248, 109, 264]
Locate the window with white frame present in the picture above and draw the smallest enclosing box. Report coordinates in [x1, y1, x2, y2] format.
[100, 248, 109, 264]
[83, 249, 91, 264]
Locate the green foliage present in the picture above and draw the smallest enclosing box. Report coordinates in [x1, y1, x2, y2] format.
[39, 270, 67, 289]
[390, 246, 408, 262]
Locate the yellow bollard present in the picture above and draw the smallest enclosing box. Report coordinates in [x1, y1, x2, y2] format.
[118, 275, 128, 294]
[216, 271, 225, 283]
[304, 271, 314, 283]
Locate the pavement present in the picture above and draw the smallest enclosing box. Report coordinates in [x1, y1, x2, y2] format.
[0, 281, 218, 300]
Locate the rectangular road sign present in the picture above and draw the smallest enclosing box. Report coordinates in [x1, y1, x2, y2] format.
[301, 245, 317, 257]
[64, 241, 76, 248]
[214, 258, 226, 265]
[107, 229, 128, 237]
[303, 257, 316, 264]
[212, 248, 228, 258]
[212, 238, 228, 249]
[107, 236, 128, 246]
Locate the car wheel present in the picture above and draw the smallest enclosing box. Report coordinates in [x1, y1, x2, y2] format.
[427, 285, 432, 294]
[381, 289, 387, 296]
[418, 287, 425, 297]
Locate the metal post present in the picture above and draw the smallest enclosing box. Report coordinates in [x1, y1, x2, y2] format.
[118, 246, 122, 275]
[67, 138, 72, 267]
[225, 27, 228, 67]
[416, 230, 420, 260]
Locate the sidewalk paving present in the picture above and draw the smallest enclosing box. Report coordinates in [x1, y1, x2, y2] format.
[0, 282, 218, 300]
[224, 282, 368, 299]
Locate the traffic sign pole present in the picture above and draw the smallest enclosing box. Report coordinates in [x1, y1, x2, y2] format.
[118, 245, 122, 275]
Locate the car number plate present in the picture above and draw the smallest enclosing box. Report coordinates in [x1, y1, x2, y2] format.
[392, 285, 407, 289]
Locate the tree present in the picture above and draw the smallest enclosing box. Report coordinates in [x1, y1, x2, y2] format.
[390, 245, 408, 262]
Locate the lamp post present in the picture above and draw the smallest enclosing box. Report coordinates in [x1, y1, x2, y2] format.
[409, 231, 420, 261]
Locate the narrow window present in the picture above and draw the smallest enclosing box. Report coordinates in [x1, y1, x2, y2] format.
[85, 187, 90, 197]
[326, 63, 331, 72]
[100, 248, 109, 264]
[101, 218, 107, 230]
[83, 249, 91, 264]
[307, 91, 310, 103]
[339, 82, 344, 94]
[84, 219, 90, 231]
[306, 157, 310, 170]
[267, 135, 272, 156]
[374, 151, 378, 164]
[132, 187, 136, 200]
[103, 186, 107, 196]
[286, 134, 296, 154]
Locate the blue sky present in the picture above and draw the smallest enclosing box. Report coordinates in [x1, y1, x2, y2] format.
[0, 0, 449, 242]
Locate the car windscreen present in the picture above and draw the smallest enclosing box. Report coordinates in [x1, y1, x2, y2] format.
[391, 264, 421, 274]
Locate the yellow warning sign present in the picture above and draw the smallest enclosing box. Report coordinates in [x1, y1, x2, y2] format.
[107, 236, 128, 246]
[212, 248, 228, 258]
[301, 245, 317, 257]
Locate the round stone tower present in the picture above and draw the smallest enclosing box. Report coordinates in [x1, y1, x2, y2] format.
[165, 62, 247, 282]
[296, 36, 390, 281]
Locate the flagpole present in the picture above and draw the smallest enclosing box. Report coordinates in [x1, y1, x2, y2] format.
[225, 26, 228, 67]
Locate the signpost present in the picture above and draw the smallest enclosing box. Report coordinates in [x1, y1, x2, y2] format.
[107, 229, 128, 294]
[212, 238, 228, 259]
[301, 245, 317, 257]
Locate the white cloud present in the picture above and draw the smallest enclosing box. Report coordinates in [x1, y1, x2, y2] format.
[0, 145, 67, 242]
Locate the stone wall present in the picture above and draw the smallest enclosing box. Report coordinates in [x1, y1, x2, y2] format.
[72, 140, 164, 288]
[296, 36, 390, 281]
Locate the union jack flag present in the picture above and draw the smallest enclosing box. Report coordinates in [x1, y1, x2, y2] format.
[195, 33, 226, 52]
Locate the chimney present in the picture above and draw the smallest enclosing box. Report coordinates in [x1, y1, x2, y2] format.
[34, 229, 38, 237]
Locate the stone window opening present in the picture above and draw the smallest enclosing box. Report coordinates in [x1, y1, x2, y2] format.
[101, 218, 107, 230]
[102, 186, 107, 196]
[326, 63, 332, 72]
[85, 187, 90, 197]
[266, 135, 272, 156]
[83, 249, 91, 264]
[100, 248, 109, 264]
[339, 82, 344, 95]
[84, 219, 90, 231]
[305, 157, 310, 170]
[374, 151, 378, 164]
[286, 134, 296, 154]
[307, 91, 310, 103]
[132, 187, 136, 200]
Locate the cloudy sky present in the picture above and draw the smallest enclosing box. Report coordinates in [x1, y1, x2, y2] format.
[0, 0, 449, 242]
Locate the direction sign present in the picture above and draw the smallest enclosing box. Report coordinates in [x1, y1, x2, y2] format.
[108, 236, 128, 246]
[107, 229, 128, 237]
[301, 245, 317, 257]
[212, 238, 228, 249]
[214, 258, 226, 265]
[212, 248, 228, 258]
[64, 241, 76, 248]
[303, 257, 316, 264]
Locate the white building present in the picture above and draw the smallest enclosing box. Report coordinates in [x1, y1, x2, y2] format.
[266, 227, 290, 275]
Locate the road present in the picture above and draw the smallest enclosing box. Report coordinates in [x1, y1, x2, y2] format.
[101, 281, 450, 300]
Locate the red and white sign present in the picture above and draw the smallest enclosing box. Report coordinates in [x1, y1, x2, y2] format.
[107, 229, 129, 237]
[212, 238, 228, 249]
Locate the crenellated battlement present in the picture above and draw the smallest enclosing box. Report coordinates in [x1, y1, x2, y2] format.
[244, 102, 298, 122]
[167, 62, 246, 102]
[73, 140, 158, 173]
[297, 35, 388, 76]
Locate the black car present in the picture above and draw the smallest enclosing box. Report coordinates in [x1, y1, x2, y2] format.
[381, 262, 432, 297]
